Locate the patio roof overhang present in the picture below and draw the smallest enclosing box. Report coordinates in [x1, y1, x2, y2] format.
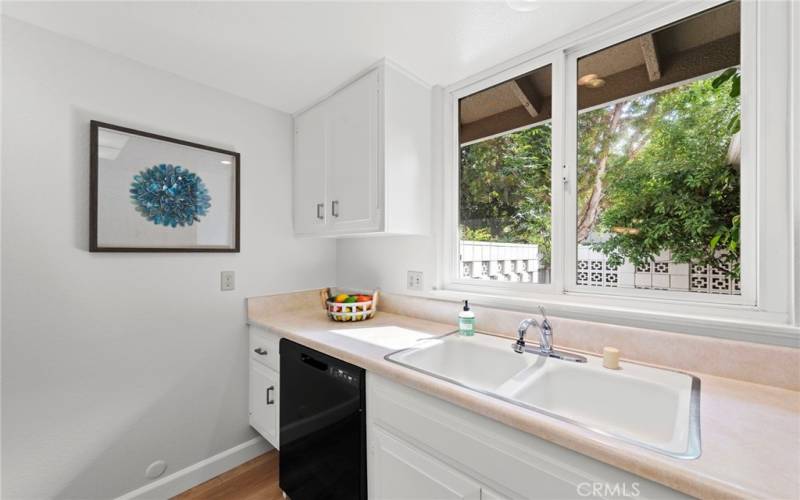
[459, 1, 740, 145]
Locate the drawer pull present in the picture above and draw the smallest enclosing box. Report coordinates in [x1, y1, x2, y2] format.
[254, 347, 268, 356]
[266, 386, 275, 405]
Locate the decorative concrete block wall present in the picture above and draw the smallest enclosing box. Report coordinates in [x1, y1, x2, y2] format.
[461, 241, 740, 295]
[577, 245, 740, 295]
[459, 241, 546, 283]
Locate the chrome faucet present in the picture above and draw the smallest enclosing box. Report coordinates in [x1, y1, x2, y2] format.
[514, 318, 536, 353]
[514, 306, 552, 354]
[513, 306, 587, 363]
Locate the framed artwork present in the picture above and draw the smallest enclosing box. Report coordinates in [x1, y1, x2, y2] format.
[90, 121, 240, 252]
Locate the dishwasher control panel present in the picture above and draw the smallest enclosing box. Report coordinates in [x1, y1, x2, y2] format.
[331, 366, 360, 387]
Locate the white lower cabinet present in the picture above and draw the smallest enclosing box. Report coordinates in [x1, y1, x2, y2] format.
[478, 488, 510, 500]
[249, 361, 279, 447]
[248, 326, 281, 449]
[367, 373, 689, 500]
[372, 427, 482, 500]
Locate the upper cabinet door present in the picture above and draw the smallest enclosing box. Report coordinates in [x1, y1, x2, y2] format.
[292, 61, 430, 237]
[293, 103, 328, 234]
[326, 69, 381, 232]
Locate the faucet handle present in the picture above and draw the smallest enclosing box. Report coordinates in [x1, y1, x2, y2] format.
[538, 305, 551, 329]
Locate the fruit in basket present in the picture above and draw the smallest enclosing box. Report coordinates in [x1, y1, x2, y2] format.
[324, 289, 377, 323]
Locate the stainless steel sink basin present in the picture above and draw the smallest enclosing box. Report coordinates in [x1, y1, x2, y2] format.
[386, 332, 700, 459]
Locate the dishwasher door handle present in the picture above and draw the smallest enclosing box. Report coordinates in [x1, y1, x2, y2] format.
[301, 353, 329, 372]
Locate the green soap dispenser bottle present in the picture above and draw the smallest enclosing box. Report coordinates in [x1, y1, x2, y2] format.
[458, 300, 475, 336]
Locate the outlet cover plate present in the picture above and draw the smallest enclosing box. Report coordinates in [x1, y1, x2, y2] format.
[221, 271, 235, 291]
[407, 271, 423, 291]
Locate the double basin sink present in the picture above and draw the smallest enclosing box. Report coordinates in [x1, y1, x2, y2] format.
[386, 332, 700, 459]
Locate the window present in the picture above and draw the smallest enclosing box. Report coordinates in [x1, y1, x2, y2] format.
[450, 2, 752, 300]
[444, 0, 800, 339]
[458, 64, 553, 284]
[573, 2, 742, 296]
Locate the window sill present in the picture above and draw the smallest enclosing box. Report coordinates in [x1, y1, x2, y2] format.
[422, 286, 799, 348]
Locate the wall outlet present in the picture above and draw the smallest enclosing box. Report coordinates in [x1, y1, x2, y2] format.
[221, 271, 235, 291]
[407, 271, 423, 291]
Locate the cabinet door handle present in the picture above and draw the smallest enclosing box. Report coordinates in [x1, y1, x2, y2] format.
[266, 386, 275, 405]
[331, 200, 339, 218]
[316, 203, 324, 220]
[253, 347, 267, 356]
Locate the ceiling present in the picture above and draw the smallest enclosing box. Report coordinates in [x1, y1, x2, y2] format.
[3, 1, 637, 114]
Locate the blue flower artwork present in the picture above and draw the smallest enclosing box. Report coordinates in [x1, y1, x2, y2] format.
[129, 164, 211, 227]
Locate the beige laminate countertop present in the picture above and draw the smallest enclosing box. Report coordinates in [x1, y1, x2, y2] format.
[248, 308, 800, 500]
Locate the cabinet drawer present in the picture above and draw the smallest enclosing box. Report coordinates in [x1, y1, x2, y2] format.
[249, 328, 280, 371]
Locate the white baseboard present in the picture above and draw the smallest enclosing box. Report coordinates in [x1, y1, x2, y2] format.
[115, 437, 273, 500]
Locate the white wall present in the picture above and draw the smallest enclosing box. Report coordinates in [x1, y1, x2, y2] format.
[1, 17, 336, 499]
[337, 235, 437, 293]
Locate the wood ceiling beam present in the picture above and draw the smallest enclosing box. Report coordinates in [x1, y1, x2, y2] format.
[510, 77, 542, 118]
[639, 33, 661, 81]
[578, 35, 739, 111]
[460, 101, 551, 145]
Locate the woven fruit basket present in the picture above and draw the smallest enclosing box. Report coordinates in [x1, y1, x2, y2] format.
[321, 288, 379, 322]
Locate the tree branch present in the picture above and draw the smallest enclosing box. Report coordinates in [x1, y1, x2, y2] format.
[577, 102, 624, 242]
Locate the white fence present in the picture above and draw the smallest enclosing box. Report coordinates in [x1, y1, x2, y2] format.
[460, 241, 741, 294]
[459, 241, 548, 283]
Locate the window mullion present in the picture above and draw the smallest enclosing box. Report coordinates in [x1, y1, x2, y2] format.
[562, 50, 579, 294]
[551, 51, 568, 295]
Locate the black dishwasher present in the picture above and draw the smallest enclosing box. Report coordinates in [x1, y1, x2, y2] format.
[279, 339, 367, 500]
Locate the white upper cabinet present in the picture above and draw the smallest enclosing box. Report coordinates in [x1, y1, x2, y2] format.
[327, 70, 380, 232]
[293, 60, 431, 237]
[293, 102, 328, 234]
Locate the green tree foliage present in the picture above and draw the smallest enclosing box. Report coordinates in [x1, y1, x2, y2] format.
[459, 69, 741, 278]
[459, 125, 552, 266]
[712, 67, 741, 133]
[591, 76, 741, 277]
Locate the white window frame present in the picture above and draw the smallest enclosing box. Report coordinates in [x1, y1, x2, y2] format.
[562, 1, 756, 307]
[439, 0, 796, 340]
[445, 51, 564, 296]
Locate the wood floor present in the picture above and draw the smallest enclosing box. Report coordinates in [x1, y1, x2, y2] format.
[173, 451, 283, 500]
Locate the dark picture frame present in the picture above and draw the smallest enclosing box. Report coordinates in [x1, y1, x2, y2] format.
[90, 121, 240, 252]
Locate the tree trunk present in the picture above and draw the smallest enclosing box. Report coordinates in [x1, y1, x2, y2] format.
[627, 131, 650, 160]
[726, 131, 741, 172]
[577, 102, 624, 243]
